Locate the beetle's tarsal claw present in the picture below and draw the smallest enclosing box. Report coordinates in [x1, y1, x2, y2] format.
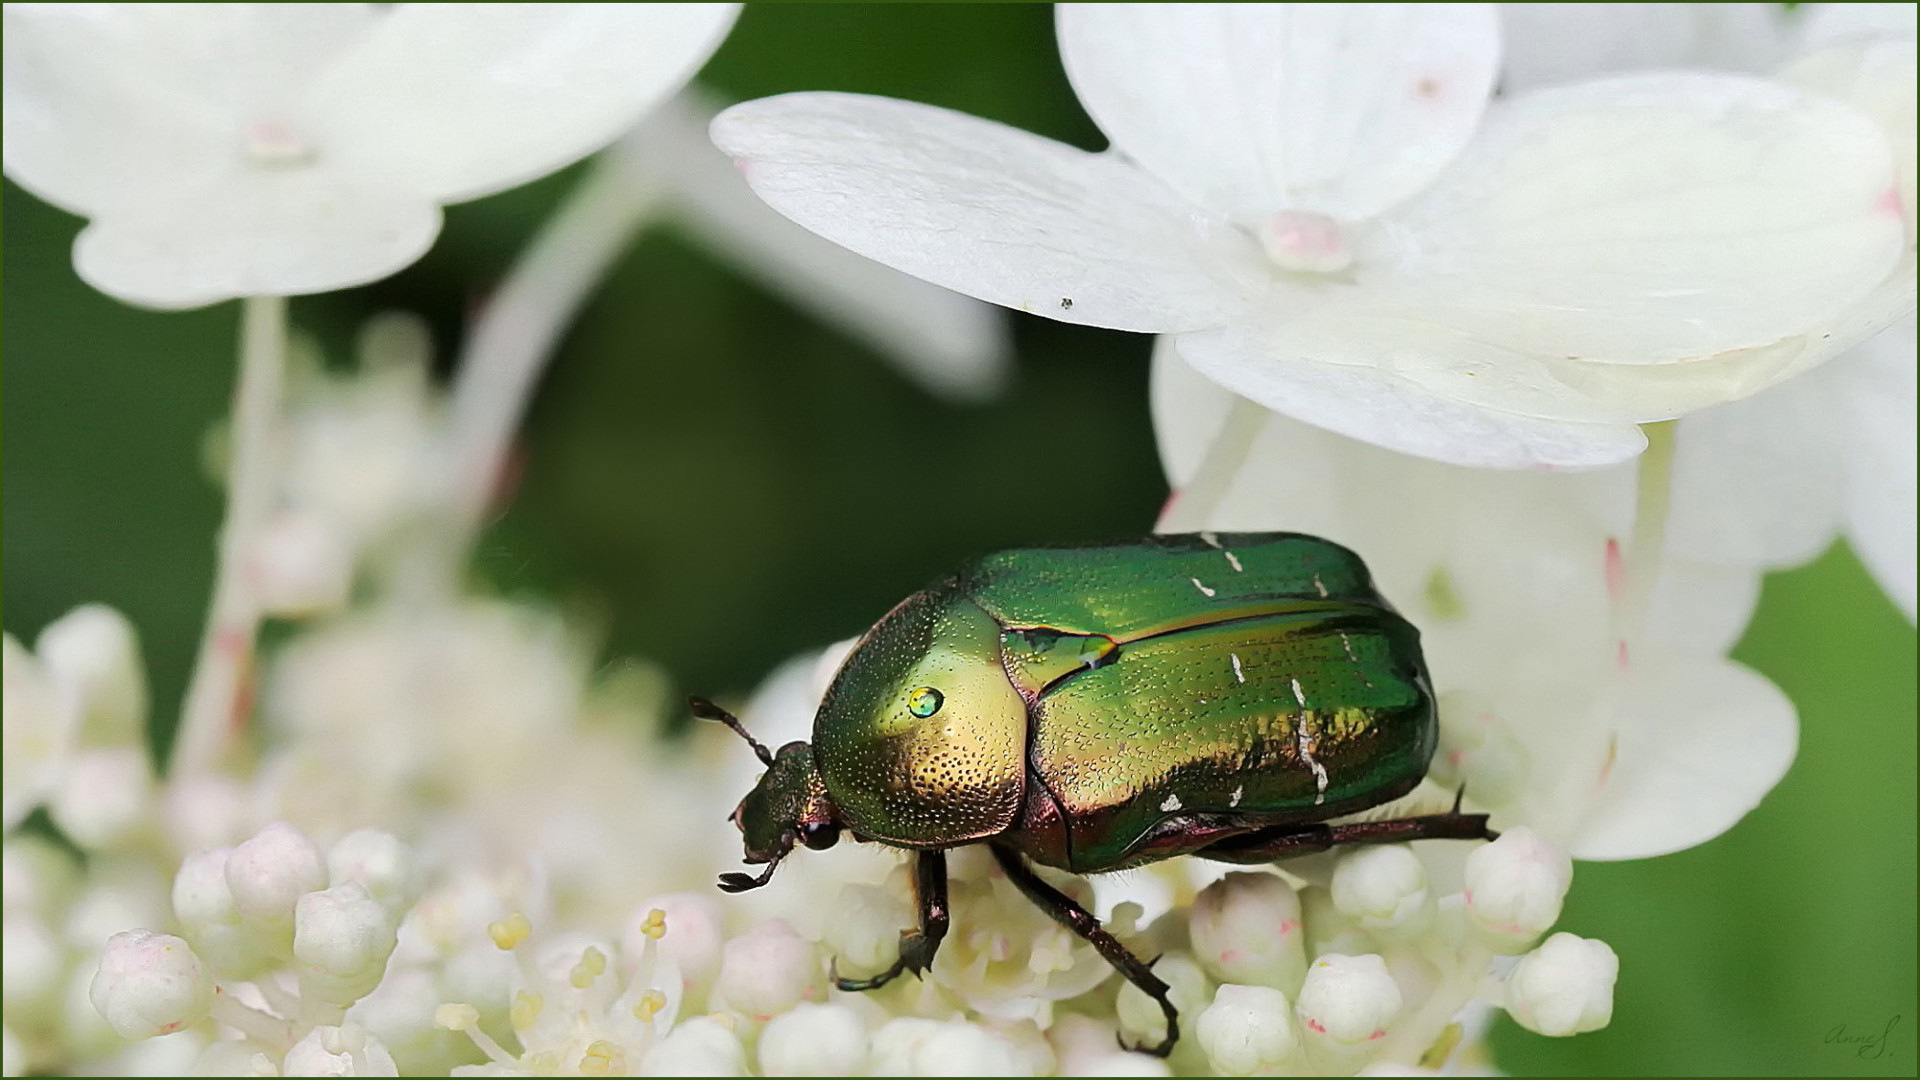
[1452, 784, 1467, 813]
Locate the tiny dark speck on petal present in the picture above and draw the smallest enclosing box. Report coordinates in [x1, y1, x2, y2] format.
[1417, 77, 1441, 98]
[1060, 297, 1074, 310]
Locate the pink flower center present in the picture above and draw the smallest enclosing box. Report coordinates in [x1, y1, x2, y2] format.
[1259, 210, 1352, 273]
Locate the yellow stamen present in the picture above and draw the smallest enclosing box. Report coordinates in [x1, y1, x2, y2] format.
[434, 1003, 480, 1032]
[633, 988, 668, 1022]
[579, 1040, 625, 1076]
[488, 912, 532, 950]
[511, 990, 543, 1031]
[570, 945, 608, 988]
[640, 907, 668, 940]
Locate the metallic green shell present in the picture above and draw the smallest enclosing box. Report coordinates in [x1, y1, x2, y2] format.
[813, 532, 1433, 869]
[812, 583, 1029, 848]
[963, 533, 1433, 872]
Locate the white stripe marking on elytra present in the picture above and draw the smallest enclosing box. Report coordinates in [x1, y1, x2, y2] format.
[1230, 784, 1244, 807]
[1191, 577, 1217, 597]
[1200, 532, 1223, 549]
[1312, 573, 1329, 598]
[1231, 652, 1246, 683]
[1295, 715, 1329, 804]
[1290, 677, 1308, 707]
[1224, 550, 1244, 573]
[1161, 793, 1183, 812]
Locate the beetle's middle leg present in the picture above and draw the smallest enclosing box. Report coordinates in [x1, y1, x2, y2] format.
[1197, 807, 1497, 864]
[835, 849, 949, 992]
[990, 845, 1178, 1058]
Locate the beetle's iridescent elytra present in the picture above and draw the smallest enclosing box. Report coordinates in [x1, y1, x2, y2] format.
[693, 532, 1494, 1056]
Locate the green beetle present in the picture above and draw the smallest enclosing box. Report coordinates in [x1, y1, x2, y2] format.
[692, 532, 1493, 1056]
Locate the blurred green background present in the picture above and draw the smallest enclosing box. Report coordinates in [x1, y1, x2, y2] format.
[4, 5, 1913, 1074]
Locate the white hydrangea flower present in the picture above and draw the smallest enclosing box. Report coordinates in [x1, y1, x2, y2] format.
[3, 605, 154, 841]
[714, 4, 1911, 468]
[1153, 348, 1796, 860]
[2, 3, 742, 308]
[1502, 5, 1919, 620]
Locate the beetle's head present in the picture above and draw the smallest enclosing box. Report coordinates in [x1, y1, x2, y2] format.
[689, 697, 839, 893]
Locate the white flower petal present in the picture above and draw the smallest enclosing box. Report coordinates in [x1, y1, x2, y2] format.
[1840, 317, 1918, 621]
[1666, 374, 1851, 570]
[1567, 657, 1797, 860]
[1498, 4, 1791, 93]
[2, 3, 374, 215]
[1057, 3, 1499, 220]
[1172, 327, 1646, 469]
[629, 90, 1012, 402]
[1356, 72, 1909, 422]
[711, 92, 1262, 333]
[72, 166, 440, 309]
[310, 3, 739, 204]
[1782, 38, 1916, 235]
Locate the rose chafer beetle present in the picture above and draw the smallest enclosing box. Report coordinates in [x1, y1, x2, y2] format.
[693, 532, 1494, 1056]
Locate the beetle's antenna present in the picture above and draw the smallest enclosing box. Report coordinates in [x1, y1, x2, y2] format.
[689, 696, 775, 767]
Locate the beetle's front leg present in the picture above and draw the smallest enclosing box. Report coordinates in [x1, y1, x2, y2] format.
[989, 845, 1178, 1058]
[835, 850, 949, 992]
[1197, 807, 1497, 864]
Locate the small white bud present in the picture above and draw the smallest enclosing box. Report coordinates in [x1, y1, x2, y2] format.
[1195, 983, 1298, 1075]
[327, 830, 417, 913]
[48, 747, 153, 850]
[1048, 1014, 1170, 1077]
[642, 1014, 745, 1076]
[912, 1019, 1029, 1076]
[1117, 952, 1210, 1053]
[1296, 954, 1401, 1045]
[282, 1022, 399, 1076]
[294, 882, 399, 1008]
[89, 929, 211, 1039]
[869, 1017, 942, 1077]
[173, 850, 237, 929]
[253, 511, 355, 618]
[36, 604, 146, 745]
[629, 892, 725, 987]
[716, 920, 817, 1021]
[226, 822, 327, 927]
[821, 882, 914, 982]
[759, 1002, 867, 1076]
[1188, 872, 1307, 991]
[1465, 827, 1572, 948]
[1504, 932, 1618, 1037]
[1330, 845, 1429, 931]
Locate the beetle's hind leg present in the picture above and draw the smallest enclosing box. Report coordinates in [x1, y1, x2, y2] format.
[1196, 806, 1497, 864]
[990, 845, 1178, 1058]
[835, 850, 949, 992]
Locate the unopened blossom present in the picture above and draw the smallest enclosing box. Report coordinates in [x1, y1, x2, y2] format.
[1188, 872, 1307, 991]
[1296, 954, 1400, 1046]
[2, 3, 742, 308]
[1195, 984, 1298, 1075]
[869, 1016, 1033, 1077]
[758, 1002, 866, 1076]
[715, 4, 1911, 467]
[1330, 846, 1431, 934]
[3, 605, 149, 834]
[714, 920, 819, 1022]
[294, 882, 401, 1008]
[88, 930, 211, 1040]
[1503, 933, 1619, 1037]
[1465, 829, 1573, 948]
[226, 821, 328, 931]
[1115, 952, 1211, 1058]
[639, 1014, 744, 1077]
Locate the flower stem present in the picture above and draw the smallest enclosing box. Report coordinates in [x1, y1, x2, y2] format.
[1615, 420, 1679, 656]
[171, 295, 286, 777]
[1155, 396, 1266, 534]
[441, 152, 663, 566]
[209, 985, 296, 1054]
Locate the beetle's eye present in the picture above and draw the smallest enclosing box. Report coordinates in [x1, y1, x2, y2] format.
[798, 821, 840, 850]
[907, 686, 944, 718]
